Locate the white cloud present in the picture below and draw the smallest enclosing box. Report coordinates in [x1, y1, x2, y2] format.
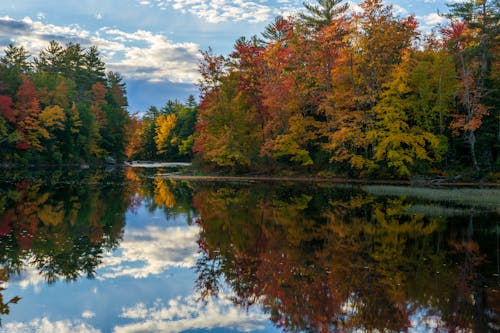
[417, 12, 447, 30]
[98, 225, 200, 279]
[392, 4, 408, 15]
[82, 311, 96, 319]
[114, 292, 268, 333]
[137, 0, 302, 23]
[6, 263, 45, 293]
[100, 28, 201, 83]
[2, 317, 101, 333]
[0, 16, 201, 84]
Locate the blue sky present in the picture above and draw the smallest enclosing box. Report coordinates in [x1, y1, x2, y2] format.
[0, 0, 451, 112]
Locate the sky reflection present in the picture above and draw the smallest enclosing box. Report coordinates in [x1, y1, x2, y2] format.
[1, 198, 277, 333]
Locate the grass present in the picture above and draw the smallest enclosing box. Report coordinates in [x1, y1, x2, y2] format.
[363, 185, 500, 208]
[405, 204, 475, 217]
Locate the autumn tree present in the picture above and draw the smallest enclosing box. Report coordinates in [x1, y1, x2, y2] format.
[13, 75, 48, 152]
[442, 0, 499, 171]
[368, 55, 447, 177]
[195, 72, 261, 169]
[155, 113, 177, 155]
[0, 41, 131, 163]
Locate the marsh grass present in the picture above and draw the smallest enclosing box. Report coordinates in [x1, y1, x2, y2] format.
[363, 186, 500, 208]
[405, 204, 473, 217]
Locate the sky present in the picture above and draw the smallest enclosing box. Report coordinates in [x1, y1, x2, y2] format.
[0, 0, 451, 112]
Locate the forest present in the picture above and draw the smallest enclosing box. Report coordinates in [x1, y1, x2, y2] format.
[1, 0, 499, 179]
[0, 41, 131, 163]
[191, 0, 499, 178]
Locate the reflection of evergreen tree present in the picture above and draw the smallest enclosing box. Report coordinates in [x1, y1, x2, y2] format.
[191, 182, 500, 332]
[0, 169, 131, 283]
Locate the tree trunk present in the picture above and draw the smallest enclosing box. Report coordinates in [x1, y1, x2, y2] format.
[469, 130, 480, 172]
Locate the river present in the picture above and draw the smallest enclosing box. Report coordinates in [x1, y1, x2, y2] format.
[0, 167, 499, 332]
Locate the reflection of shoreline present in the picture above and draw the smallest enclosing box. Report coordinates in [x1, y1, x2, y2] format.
[2, 170, 499, 332]
[125, 162, 192, 168]
[160, 174, 500, 188]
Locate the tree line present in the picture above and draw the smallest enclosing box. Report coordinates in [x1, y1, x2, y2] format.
[0, 41, 130, 163]
[126, 97, 198, 162]
[1, 0, 498, 179]
[193, 0, 499, 178]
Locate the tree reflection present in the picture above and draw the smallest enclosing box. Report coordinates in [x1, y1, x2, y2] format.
[0, 169, 133, 301]
[193, 183, 499, 332]
[125, 167, 196, 221]
[0, 268, 20, 326]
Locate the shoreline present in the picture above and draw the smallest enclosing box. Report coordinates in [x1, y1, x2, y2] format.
[159, 174, 500, 188]
[1, 163, 498, 187]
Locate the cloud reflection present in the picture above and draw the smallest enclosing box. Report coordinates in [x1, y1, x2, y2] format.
[115, 292, 268, 333]
[6, 264, 44, 293]
[2, 317, 101, 333]
[98, 225, 200, 280]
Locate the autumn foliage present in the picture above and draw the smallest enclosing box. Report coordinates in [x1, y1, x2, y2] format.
[0, 42, 131, 163]
[194, 0, 499, 177]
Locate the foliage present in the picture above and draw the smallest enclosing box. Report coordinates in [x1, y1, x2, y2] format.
[126, 97, 198, 162]
[0, 41, 132, 163]
[190, 182, 499, 332]
[189, 0, 499, 177]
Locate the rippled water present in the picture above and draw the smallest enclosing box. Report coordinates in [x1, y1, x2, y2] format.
[0, 168, 499, 332]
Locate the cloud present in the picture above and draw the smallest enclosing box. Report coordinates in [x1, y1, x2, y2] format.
[98, 225, 200, 279]
[0, 16, 201, 84]
[100, 28, 201, 83]
[417, 13, 447, 30]
[114, 292, 268, 333]
[137, 0, 302, 23]
[2, 317, 101, 333]
[82, 310, 96, 319]
[392, 4, 408, 15]
[6, 263, 45, 293]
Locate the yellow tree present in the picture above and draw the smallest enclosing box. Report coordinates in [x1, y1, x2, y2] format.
[194, 72, 261, 169]
[368, 55, 447, 177]
[154, 113, 177, 155]
[40, 105, 66, 132]
[323, 0, 418, 175]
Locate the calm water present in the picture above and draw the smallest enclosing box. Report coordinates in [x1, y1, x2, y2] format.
[0, 168, 499, 332]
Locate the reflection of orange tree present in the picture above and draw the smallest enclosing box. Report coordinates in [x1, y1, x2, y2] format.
[193, 184, 496, 332]
[193, 185, 374, 331]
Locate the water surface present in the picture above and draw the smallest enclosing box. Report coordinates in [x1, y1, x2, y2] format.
[0, 168, 498, 332]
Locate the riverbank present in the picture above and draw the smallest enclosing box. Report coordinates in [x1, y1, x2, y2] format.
[1, 162, 498, 187]
[158, 174, 500, 188]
